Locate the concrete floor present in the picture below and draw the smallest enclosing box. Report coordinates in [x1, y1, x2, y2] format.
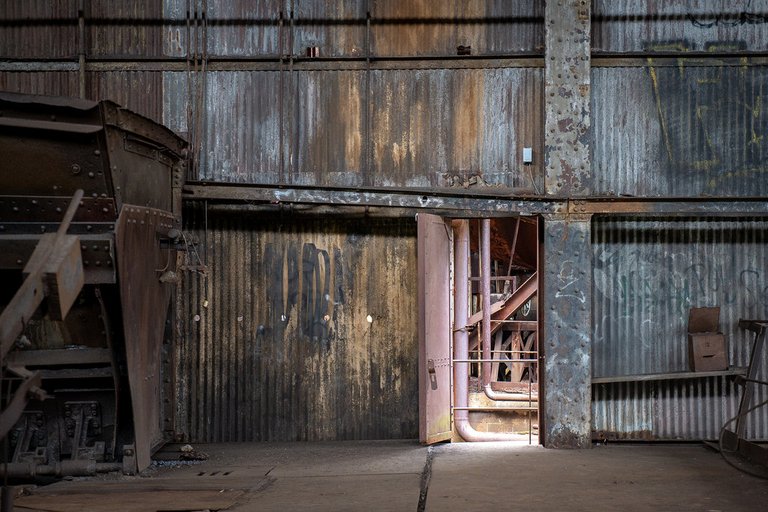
[13, 440, 768, 511]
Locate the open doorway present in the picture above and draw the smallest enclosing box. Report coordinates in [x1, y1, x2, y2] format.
[418, 215, 540, 445]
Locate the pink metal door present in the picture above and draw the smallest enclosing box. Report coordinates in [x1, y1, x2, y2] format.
[418, 213, 453, 444]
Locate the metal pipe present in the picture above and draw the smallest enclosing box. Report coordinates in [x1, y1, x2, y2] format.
[453, 220, 523, 442]
[0, 461, 122, 479]
[480, 218, 526, 402]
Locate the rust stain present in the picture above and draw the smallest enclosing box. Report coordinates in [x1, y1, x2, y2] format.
[177, 207, 419, 442]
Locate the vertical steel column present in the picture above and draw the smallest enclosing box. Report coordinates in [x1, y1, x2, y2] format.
[544, 0, 591, 196]
[542, 0, 593, 448]
[542, 217, 592, 448]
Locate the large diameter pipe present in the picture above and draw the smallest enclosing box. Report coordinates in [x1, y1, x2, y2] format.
[453, 220, 522, 442]
[481, 218, 532, 402]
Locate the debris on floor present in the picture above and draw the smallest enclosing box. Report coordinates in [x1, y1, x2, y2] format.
[180, 444, 210, 461]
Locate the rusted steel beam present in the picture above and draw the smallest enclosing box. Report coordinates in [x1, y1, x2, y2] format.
[184, 182, 563, 216]
[570, 198, 768, 216]
[184, 185, 768, 216]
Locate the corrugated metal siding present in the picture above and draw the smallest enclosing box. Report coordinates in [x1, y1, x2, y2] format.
[371, 1, 543, 56]
[87, 1, 164, 58]
[369, 68, 543, 188]
[163, 0, 281, 58]
[592, 65, 768, 197]
[0, 72, 79, 97]
[293, 1, 366, 58]
[592, 217, 768, 440]
[166, 1, 545, 59]
[0, 1, 79, 59]
[88, 71, 164, 122]
[593, 0, 768, 52]
[0, 1, 163, 59]
[175, 205, 418, 442]
[0, 71, 162, 122]
[164, 67, 543, 188]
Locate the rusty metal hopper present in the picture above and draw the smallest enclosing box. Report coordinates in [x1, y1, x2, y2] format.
[0, 92, 187, 477]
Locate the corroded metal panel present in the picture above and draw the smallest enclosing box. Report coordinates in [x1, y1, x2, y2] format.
[542, 217, 592, 448]
[417, 213, 452, 444]
[371, 1, 543, 56]
[0, 72, 80, 98]
[0, 1, 79, 59]
[293, 1, 366, 58]
[369, 67, 543, 189]
[163, 70, 283, 183]
[176, 206, 418, 442]
[116, 206, 177, 470]
[88, 72, 164, 123]
[164, 67, 543, 189]
[592, 217, 768, 440]
[87, 0, 164, 58]
[544, 0, 591, 196]
[293, 70, 365, 186]
[593, 0, 768, 53]
[592, 64, 768, 197]
[163, 0, 280, 58]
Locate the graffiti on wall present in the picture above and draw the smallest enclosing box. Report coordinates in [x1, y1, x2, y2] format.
[263, 242, 344, 348]
[646, 41, 768, 193]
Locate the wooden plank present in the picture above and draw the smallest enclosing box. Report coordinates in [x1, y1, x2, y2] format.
[592, 368, 748, 384]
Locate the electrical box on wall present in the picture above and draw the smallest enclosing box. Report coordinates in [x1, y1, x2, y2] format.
[522, 147, 533, 164]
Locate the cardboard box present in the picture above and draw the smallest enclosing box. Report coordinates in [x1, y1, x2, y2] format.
[687, 307, 728, 372]
[688, 333, 728, 371]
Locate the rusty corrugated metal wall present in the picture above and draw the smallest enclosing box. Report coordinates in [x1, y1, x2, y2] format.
[592, 217, 768, 440]
[590, 1, 768, 197]
[176, 205, 418, 442]
[162, 67, 543, 188]
[592, 64, 768, 197]
[592, 0, 768, 53]
[4, 1, 768, 444]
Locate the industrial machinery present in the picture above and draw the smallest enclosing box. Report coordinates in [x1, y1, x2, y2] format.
[0, 93, 186, 477]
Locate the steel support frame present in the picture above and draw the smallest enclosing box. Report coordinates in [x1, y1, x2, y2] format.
[542, 216, 592, 448]
[541, 0, 592, 448]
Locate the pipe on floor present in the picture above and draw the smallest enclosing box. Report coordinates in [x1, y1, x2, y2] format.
[480, 218, 531, 402]
[453, 220, 522, 442]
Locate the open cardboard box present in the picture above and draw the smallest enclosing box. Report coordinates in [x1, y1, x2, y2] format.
[688, 307, 728, 372]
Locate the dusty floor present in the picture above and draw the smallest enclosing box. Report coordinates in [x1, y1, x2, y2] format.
[12, 440, 768, 512]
